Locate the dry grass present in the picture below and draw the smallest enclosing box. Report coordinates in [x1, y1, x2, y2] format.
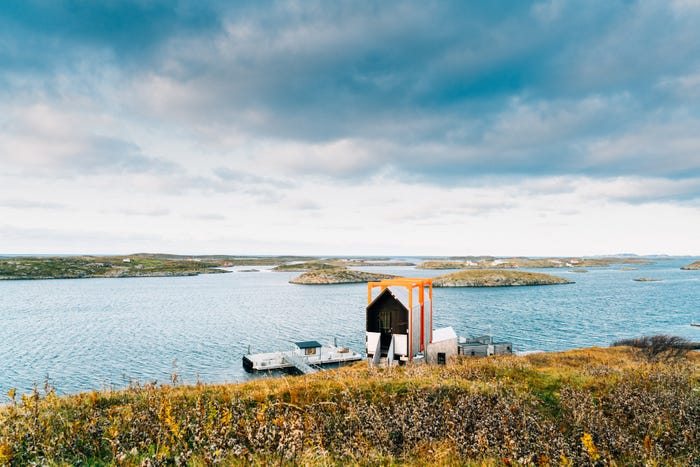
[1, 347, 698, 465]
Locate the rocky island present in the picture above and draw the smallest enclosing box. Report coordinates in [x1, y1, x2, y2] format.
[290, 269, 398, 284]
[432, 269, 573, 287]
[633, 277, 663, 282]
[0, 255, 230, 280]
[273, 261, 339, 272]
[681, 260, 700, 270]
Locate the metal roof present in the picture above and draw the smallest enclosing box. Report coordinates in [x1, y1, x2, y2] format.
[295, 340, 322, 349]
[432, 326, 457, 343]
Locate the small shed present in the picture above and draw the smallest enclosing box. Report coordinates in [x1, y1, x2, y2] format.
[295, 341, 322, 356]
[426, 326, 458, 364]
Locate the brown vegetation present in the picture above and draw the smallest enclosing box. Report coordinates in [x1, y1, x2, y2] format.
[612, 335, 700, 362]
[1, 347, 698, 465]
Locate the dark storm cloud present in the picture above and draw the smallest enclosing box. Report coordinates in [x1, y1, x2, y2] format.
[3, 0, 700, 197]
[126, 0, 700, 183]
[0, 0, 227, 72]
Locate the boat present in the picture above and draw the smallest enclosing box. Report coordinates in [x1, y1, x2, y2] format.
[692, 322, 700, 327]
[242, 340, 363, 374]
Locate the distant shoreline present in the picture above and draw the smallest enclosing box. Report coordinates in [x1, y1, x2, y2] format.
[2, 253, 698, 281]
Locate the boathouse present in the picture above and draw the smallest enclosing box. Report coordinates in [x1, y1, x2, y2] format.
[366, 278, 456, 365]
[366, 278, 432, 365]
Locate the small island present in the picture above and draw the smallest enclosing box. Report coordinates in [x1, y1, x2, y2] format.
[681, 261, 700, 270]
[290, 269, 398, 284]
[273, 261, 339, 272]
[633, 277, 663, 282]
[0, 255, 231, 280]
[432, 269, 573, 287]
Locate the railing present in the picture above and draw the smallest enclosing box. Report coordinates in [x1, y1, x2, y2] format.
[283, 353, 318, 374]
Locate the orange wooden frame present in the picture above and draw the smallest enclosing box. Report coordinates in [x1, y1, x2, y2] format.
[367, 278, 433, 359]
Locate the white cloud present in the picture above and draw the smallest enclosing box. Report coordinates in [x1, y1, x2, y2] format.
[2, 2, 700, 255]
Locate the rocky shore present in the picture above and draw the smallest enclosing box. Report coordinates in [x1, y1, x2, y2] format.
[290, 269, 398, 284]
[681, 260, 700, 270]
[432, 269, 573, 287]
[0, 255, 229, 280]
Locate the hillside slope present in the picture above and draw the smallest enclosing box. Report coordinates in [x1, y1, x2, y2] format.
[1, 347, 698, 465]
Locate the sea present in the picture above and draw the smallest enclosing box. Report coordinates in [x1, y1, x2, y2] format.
[1, 257, 699, 396]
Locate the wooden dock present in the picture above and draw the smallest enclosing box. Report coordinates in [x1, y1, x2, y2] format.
[243, 340, 363, 373]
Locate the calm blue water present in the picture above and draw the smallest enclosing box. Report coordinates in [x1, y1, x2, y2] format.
[1, 258, 699, 396]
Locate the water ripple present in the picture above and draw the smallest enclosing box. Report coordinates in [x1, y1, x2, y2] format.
[1, 259, 699, 395]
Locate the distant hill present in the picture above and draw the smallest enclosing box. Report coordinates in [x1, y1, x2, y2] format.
[418, 256, 653, 269]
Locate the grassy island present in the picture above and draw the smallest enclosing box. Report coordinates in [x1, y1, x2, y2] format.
[1, 347, 698, 465]
[681, 260, 700, 270]
[432, 269, 573, 287]
[273, 261, 340, 272]
[0, 255, 230, 280]
[289, 269, 398, 284]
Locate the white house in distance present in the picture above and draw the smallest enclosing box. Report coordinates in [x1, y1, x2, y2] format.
[365, 278, 458, 366]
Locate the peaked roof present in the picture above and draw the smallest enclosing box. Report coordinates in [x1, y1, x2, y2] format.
[387, 286, 410, 309]
[367, 286, 410, 311]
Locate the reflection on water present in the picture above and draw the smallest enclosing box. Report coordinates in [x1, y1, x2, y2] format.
[1, 259, 699, 395]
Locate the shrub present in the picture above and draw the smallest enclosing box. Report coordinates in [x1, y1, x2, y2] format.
[612, 334, 699, 362]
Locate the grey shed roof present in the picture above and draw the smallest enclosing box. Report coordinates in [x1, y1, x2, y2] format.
[295, 340, 322, 349]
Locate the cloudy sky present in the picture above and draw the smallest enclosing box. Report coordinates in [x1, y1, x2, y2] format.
[1, 0, 700, 256]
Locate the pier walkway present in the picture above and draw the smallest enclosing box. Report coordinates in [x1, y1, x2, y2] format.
[283, 353, 318, 374]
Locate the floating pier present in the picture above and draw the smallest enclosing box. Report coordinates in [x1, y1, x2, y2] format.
[243, 340, 363, 374]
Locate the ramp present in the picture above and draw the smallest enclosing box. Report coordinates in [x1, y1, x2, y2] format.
[283, 353, 318, 374]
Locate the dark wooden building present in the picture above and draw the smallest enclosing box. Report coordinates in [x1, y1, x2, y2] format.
[366, 278, 433, 365]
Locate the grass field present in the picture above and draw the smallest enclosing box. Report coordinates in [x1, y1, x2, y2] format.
[1, 347, 698, 465]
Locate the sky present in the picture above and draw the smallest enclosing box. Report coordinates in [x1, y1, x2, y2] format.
[1, 0, 700, 256]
